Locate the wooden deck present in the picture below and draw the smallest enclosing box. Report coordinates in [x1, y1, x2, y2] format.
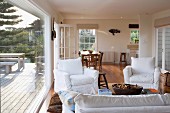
[0, 63, 44, 113]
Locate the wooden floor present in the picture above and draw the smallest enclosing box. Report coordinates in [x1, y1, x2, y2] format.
[102, 63, 125, 83]
[39, 63, 126, 113]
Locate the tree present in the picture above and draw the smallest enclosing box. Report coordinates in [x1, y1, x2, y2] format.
[0, 0, 25, 54]
[0, 0, 22, 26]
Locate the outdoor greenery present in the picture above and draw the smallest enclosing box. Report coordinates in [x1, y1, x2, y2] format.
[79, 29, 96, 51]
[0, 0, 44, 62]
[130, 30, 139, 43]
[0, 0, 22, 26]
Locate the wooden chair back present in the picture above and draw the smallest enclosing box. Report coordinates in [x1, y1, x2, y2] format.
[98, 51, 104, 71]
[88, 53, 100, 70]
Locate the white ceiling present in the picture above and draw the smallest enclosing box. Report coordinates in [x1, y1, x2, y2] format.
[48, 0, 170, 19]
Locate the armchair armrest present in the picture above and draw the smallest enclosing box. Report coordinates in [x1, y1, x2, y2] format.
[84, 68, 99, 80]
[54, 69, 72, 92]
[84, 68, 99, 93]
[154, 67, 161, 84]
[123, 66, 132, 83]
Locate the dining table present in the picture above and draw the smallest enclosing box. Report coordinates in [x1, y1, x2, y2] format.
[80, 51, 100, 70]
[0, 53, 25, 71]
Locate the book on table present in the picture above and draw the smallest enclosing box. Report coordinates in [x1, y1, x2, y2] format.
[98, 88, 112, 95]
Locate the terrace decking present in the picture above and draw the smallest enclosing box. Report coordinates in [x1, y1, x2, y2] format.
[0, 63, 44, 113]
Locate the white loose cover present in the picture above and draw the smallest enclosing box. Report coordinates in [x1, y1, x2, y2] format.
[74, 94, 164, 108]
[131, 57, 155, 74]
[73, 94, 170, 113]
[58, 57, 83, 75]
[123, 57, 161, 90]
[130, 73, 154, 83]
[70, 75, 94, 86]
[54, 58, 99, 94]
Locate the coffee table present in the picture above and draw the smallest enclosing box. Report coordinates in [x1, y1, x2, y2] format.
[141, 88, 159, 94]
[110, 83, 159, 95]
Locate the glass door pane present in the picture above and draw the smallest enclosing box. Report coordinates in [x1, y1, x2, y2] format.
[158, 28, 163, 69]
[0, 3, 45, 112]
[165, 27, 170, 70]
[59, 24, 76, 59]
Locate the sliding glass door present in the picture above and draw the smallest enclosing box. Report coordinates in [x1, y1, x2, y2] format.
[156, 26, 170, 71]
[0, 0, 52, 112]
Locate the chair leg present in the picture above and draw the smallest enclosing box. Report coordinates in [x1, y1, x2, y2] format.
[98, 72, 109, 89]
[103, 74, 109, 89]
[98, 76, 101, 89]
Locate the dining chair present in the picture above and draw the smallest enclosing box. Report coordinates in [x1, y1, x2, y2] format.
[87, 53, 100, 70]
[81, 54, 88, 67]
[98, 51, 104, 72]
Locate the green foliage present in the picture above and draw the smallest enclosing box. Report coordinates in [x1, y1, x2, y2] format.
[0, 1, 44, 62]
[130, 30, 139, 43]
[0, 0, 22, 26]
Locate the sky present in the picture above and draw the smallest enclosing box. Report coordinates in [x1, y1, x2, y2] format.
[0, 6, 39, 30]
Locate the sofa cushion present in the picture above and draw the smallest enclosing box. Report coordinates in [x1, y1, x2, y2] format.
[70, 75, 94, 86]
[130, 73, 154, 83]
[74, 94, 164, 108]
[58, 90, 80, 111]
[162, 93, 170, 105]
[58, 57, 83, 75]
[131, 57, 155, 74]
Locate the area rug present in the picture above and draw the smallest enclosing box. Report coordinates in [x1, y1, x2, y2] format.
[47, 93, 62, 113]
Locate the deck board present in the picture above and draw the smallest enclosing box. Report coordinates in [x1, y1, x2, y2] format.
[0, 63, 44, 113]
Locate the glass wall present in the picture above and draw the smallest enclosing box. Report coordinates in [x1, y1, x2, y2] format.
[157, 26, 170, 71]
[0, 1, 45, 112]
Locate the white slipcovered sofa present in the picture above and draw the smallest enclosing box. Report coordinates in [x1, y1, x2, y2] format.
[54, 58, 99, 94]
[59, 90, 170, 113]
[123, 57, 161, 90]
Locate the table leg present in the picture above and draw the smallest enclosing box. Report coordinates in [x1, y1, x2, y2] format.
[18, 56, 21, 71]
[22, 56, 25, 69]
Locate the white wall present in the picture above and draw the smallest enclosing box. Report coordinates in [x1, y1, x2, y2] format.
[64, 19, 138, 63]
[31, 0, 64, 23]
[139, 14, 152, 57]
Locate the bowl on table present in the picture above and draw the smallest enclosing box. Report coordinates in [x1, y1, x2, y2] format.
[112, 84, 143, 95]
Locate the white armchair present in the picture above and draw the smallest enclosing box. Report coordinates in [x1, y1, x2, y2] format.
[54, 58, 99, 94]
[123, 57, 161, 90]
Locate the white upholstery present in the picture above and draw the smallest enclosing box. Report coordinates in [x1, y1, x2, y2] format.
[60, 90, 170, 113]
[131, 57, 155, 74]
[70, 75, 94, 86]
[58, 57, 83, 75]
[162, 93, 170, 105]
[74, 94, 164, 107]
[123, 57, 161, 90]
[72, 94, 170, 113]
[54, 58, 99, 94]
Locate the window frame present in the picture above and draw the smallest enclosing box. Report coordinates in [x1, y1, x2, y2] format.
[78, 29, 97, 51]
[130, 29, 139, 44]
[6, 0, 53, 112]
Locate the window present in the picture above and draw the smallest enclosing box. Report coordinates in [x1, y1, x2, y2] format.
[130, 29, 139, 43]
[156, 27, 170, 71]
[79, 29, 96, 51]
[0, 1, 46, 112]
